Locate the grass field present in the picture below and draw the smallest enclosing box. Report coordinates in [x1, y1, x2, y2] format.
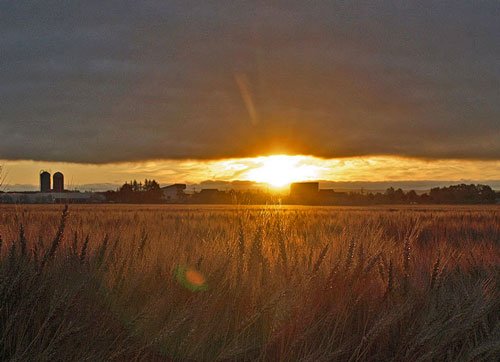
[0, 204, 499, 361]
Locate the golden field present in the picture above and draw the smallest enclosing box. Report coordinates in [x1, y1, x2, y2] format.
[0, 204, 498, 361]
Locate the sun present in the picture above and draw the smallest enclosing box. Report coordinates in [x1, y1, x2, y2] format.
[244, 155, 319, 188]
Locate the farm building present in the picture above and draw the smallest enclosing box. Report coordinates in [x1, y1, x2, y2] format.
[161, 184, 187, 202]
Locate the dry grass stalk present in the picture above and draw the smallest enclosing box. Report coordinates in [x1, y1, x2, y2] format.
[430, 256, 441, 290]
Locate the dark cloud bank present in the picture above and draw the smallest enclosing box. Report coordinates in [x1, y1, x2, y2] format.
[1, 1, 499, 163]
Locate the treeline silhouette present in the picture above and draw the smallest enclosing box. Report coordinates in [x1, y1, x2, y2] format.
[104, 179, 162, 203]
[428, 184, 497, 204]
[103, 181, 498, 205]
[334, 184, 497, 205]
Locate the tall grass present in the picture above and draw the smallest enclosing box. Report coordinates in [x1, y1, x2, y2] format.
[0, 205, 498, 361]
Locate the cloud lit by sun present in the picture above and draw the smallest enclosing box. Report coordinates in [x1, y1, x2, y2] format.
[243, 155, 320, 187]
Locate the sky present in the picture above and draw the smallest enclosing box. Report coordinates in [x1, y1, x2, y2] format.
[1, 1, 499, 189]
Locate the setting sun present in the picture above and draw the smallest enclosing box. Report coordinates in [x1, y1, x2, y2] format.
[244, 155, 319, 187]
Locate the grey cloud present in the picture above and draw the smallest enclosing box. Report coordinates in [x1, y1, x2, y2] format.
[1, 1, 499, 163]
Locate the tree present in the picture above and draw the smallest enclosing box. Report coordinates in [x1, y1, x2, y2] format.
[112, 179, 163, 203]
[429, 184, 496, 204]
[119, 182, 133, 193]
[406, 190, 419, 203]
[144, 179, 160, 192]
[394, 188, 405, 203]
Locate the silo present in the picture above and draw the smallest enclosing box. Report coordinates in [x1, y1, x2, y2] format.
[40, 171, 51, 192]
[53, 172, 64, 192]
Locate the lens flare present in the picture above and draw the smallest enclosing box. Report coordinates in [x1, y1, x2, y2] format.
[175, 265, 208, 291]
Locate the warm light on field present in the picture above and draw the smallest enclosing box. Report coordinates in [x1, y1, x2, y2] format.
[243, 155, 319, 187]
[1, 205, 499, 360]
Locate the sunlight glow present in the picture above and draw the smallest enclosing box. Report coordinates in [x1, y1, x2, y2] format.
[4, 156, 500, 191]
[243, 155, 320, 187]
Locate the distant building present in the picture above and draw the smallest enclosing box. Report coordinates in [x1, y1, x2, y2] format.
[50, 192, 105, 203]
[161, 184, 187, 202]
[318, 189, 348, 204]
[40, 171, 51, 192]
[290, 182, 319, 203]
[0, 192, 105, 204]
[53, 172, 64, 192]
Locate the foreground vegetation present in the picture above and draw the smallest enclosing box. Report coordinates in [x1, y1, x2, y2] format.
[0, 205, 498, 361]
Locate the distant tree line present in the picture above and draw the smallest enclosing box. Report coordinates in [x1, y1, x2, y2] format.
[104, 179, 162, 203]
[102, 182, 498, 205]
[427, 184, 496, 204]
[317, 184, 497, 205]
